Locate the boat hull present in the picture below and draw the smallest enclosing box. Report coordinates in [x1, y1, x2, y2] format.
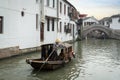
[26, 59, 69, 70]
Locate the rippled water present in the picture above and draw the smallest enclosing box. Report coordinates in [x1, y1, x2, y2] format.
[0, 39, 120, 80]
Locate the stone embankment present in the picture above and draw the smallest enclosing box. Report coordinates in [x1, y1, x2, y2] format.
[0, 39, 75, 59]
[0, 46, 41, 59]
[110, 30, 120, 40]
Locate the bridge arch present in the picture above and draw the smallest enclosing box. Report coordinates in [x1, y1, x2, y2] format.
[82, 25, 112, 39]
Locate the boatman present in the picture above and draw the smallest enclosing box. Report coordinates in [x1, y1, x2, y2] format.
[51, 38, 65, 60]
[54, 38, 62, 48]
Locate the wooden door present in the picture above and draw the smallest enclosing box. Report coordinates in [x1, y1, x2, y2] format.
[40, 22, 44, 42]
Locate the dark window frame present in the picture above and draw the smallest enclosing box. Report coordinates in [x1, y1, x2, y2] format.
[60, 22, 62, 32]
[64, 22, 66, 32]
[36, 14, 39, 30]
[0, 16, 3, 34]
[36, 0, 39, 3]
[47, 0, 50, 6]
[118, 18, 120, 22]
[53, 0, 55, 8]
[68, 7, 70, 16]
[64, 4, 66, 15]
[47, 18, 50, 31]
[52, 19, 54, 31]
[60, 2, 62, 13]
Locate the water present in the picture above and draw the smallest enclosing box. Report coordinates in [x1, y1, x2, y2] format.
[0, 39, 120, 80]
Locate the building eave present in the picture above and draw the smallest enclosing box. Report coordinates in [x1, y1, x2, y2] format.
[45, 15, 61, 20]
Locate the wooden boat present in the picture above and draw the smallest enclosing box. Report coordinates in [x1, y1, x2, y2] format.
[26, 43, 75, 70]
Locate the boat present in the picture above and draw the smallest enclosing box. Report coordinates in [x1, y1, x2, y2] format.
[26, 43, 75, 70]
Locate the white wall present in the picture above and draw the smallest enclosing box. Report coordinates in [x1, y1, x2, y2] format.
[84, 18, 98, 23]
[41, 0, 58, 44]
[104, 21, 109, 27]
[42, 0, 77, 44]
[58, 0, 77, 42]
[44, 0, 57, 17]
[110, 18, 120, 29]
[43, 19, 57, 44]
[0, 0, 41, 49]
[83, 17, 99, 27]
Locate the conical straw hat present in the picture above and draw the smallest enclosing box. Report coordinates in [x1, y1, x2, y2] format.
[55, 38, 61, 43]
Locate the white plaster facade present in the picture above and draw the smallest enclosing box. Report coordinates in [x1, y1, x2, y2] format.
[110, 15, 120, 29]
[40, 0, 58, 44]
[99, 17, 110, 27]
[41, 0, 78, 44]
[0, 0, 78, 50]
[57, 0, 77, 42]
[0, 0, 41, 49]
[83, 16, 99, 27]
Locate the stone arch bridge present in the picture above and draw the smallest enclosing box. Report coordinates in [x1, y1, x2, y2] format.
[81, 24, 120, 40]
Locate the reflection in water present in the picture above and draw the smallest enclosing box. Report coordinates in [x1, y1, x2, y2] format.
[0, 39, 120, 80]
[30, 60, 81, 80]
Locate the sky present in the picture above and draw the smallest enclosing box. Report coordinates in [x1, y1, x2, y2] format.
[68, 0, 120, 20]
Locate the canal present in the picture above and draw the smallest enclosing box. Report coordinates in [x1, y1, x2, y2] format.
[0, 39, 120, 80]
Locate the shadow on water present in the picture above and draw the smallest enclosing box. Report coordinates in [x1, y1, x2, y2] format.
[29, 60, 82, 80]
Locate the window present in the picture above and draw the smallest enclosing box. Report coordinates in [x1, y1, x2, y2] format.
[21, 11, 24, 17]
[36, 0, 39, 3]
[47, 18, 50, 31]
[52, 19, 54, 31]
[72, 24, 75, 35]
[69, 24, 72, 33]
[84, 22, 86, 26]
[118, 18, 120, 22]
[53, 0, 55, 8]
[60, 2, 62, 13]
[64, 4, 66, 15]
[64, 22, 66, 32]
[109, 19, 112, 23]
[0, 16, 3, 34]
[66, 23, 71, 33]
[60, 22, 62, 32]
[36, 14, 39, 30]
[68, 7, 70, 16]
[47, 0, 50, 6]
[40, 0, 42, 3]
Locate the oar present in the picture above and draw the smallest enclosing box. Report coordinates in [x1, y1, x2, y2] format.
[35, 49, 55, 75]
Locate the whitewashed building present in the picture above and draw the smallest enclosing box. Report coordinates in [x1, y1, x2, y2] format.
[0, 0, 41, 58]
[99, 17, 110, 28]
[57, 0, 78, 42]
[83, 16, 99, 27]
[109, 14, 120, 29]
[41, 0, 78, 44]
[0, 0, 78, 58]
[40, 0, 58, 44]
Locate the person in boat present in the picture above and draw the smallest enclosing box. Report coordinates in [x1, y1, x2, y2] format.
[51, 38, 66, 60]
[59, 49, 65, 60]
[53, 38, 65, 49]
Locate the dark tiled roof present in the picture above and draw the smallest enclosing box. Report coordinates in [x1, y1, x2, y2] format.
[83, 16, 98, 21]
[63, 0, 77, 10]
[111, 14, 120, 18]
[99, 17, 110, 22]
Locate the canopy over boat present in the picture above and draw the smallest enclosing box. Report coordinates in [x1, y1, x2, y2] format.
[26, 43, 75, 70]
